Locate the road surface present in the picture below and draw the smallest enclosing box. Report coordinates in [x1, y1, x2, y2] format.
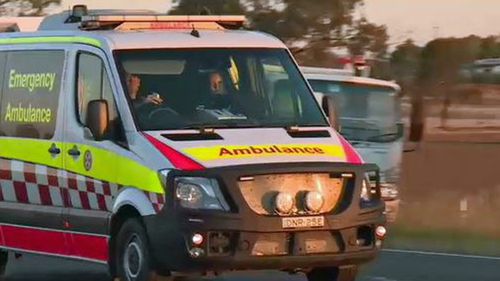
[3, 249, 500, 281]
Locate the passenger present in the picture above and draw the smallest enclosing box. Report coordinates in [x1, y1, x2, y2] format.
[204, 71, 232, 109]
[126, 73, 164, 109]
[209, 71, 226, 96]
[200, 70, 264, 118]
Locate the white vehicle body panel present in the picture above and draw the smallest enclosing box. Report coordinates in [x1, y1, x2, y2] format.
[302, 67, 402, 183]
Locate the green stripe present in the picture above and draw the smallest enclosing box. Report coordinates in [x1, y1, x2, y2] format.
[0, 36, 102, 48]
[0, 138, 164, 194]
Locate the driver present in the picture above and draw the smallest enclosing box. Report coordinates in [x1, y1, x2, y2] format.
[126, 73, 164, 109]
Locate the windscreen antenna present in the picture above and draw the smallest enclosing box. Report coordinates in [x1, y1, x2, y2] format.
[190, 25, 200, 38]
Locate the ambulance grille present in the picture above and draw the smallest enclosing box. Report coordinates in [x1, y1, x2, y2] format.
[238, 173, 344, 216]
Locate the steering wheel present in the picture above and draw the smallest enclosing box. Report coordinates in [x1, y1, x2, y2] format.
[147, 105, 180, 120]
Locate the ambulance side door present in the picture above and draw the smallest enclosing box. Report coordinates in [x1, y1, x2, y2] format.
[0, 47, 69, 255]
[61, 46, 126, 263]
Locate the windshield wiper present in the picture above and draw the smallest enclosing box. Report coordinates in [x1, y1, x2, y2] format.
[341, 118, 379, 127]
[181, 122, 261, 131]
[341, 125, 379, 131]
[365, 132, 401, 142]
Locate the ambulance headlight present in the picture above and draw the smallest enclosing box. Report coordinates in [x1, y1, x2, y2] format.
[174, 177, 230, 211]
[361, 172, 380, 204]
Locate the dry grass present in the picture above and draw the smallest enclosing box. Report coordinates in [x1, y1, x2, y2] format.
[391, 140, 500, 255]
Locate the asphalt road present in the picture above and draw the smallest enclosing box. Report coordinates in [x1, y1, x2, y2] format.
[2, 249, 500, 281]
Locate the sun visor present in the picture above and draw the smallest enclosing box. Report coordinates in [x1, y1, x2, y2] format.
[122, 58, 185, 75]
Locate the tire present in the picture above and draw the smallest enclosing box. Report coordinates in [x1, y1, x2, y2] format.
[115, 218, 159, 281]
[0, 250, 7, 276]
[307, 266, 358, 281]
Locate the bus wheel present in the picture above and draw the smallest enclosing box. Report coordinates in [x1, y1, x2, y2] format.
[0, 250, 7, 276]
[307, 266, 358, 281]
[115, 218, 158, 281]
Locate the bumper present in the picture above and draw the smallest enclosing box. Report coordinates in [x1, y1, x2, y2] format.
[145, 162, 385, 273]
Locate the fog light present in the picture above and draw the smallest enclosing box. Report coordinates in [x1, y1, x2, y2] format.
[356, 239, 366, 246]
[275, 192, 295, 215]
[189, 247, 205, 258]
[304, 191, 324, 213]
[375, 226, 387, 238]
[192, 233, 204, 245]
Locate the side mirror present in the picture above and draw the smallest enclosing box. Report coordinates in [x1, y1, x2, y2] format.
[86, 99, 109, 141]
[323, 95, 341, 132]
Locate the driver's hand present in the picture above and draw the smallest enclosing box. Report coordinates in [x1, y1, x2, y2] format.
[145, 93, 164, 105]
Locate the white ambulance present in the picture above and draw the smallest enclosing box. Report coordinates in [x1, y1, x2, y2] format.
[0, 6, 385, 281]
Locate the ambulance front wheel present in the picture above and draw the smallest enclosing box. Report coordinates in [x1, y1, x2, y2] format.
[115, 218, 158, 281]
[0, 250, 8, 276]
[307, 266, 358, 281]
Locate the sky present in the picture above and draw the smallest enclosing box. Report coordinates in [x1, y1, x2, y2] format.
[57, 0, 172, 13]
[52, 0, 500, 46]
[363, 0, 500, 46]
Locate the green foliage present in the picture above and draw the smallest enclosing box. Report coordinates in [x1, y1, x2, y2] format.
[478, 36, 500, 59]
[418, 36, 482, 85]
[390, 39, 422, 87]
[391, 35, 500, 98]
[0, 0, 60, 16]
[170, 0, 389, 66]
[347, 17, 389, 57]
[169, 0, 245, 15]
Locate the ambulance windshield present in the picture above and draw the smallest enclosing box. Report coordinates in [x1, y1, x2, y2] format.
[115, 48, 327, 130]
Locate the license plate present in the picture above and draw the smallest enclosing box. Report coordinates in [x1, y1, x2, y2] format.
[282, 216, 325, 229]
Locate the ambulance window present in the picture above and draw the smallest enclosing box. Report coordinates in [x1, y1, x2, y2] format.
[0, 50, 64, 139]
[0, 52, 6, 136]
[76, 53, 121, 141]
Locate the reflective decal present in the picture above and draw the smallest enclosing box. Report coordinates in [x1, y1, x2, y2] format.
[83, 150, 92, 171]
[0, 223, 109, 263]
[183, 144, 346, 162]
[0, 51, 64, 139]
[144, 133, 204, 171]
[336, 134, 363, 164]
[0, 36, 102, 48]
[0, 138, 164, 194]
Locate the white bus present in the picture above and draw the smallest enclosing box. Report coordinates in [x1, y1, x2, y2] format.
[302, 67, 402, 222]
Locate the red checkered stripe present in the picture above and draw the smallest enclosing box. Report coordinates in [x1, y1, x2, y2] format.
[0, 157, 120, 211]
[0, 157, 166, 213]
[144, 191, 165, 213]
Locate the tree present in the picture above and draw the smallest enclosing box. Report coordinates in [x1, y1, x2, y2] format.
[169, 0, 245, 15]
[248, 0, 389, 65]
[390, 39, 422, 88]
[0, 0, 60, 16]
[478, 36, 500, 59]
[170, 0, 389, 67]
[347, 17, 389, 57]
[418, 36, 481, 90]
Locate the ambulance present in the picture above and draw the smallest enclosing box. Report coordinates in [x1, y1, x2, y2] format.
[0, 6, 385, 281]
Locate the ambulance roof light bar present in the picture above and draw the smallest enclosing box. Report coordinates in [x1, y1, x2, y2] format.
[79, 14, 247, 31]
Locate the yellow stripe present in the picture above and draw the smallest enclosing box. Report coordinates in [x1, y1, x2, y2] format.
[0, 138, 62, 168]
[0, 138, 164, 194]
[184, 144, 346, 162]
[0, 36, 102, 48]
